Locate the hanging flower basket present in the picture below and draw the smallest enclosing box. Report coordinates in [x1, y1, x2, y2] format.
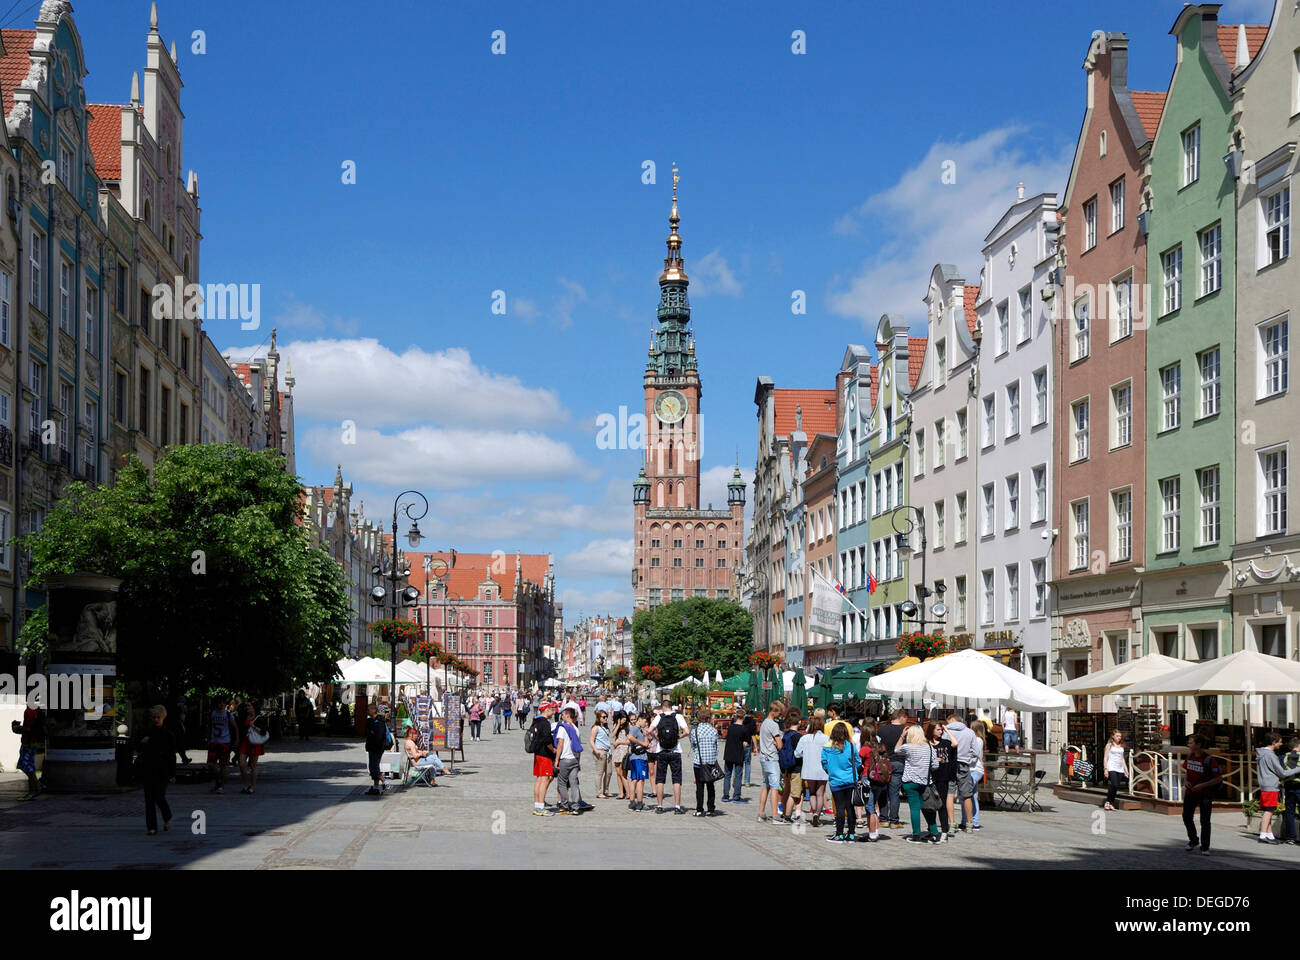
[371, 618, 421, 647]
[749, 651, 782, 672]
[680, 659, 706, 677]
[613, 666, 631, 681]
[438, 652, 457, 667]
[896, 631, 951, 661]
[409, 639, 443, 661]
[639, 665, 664, 682]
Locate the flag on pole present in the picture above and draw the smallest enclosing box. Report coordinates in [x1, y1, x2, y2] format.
[868, 572, 878, 594]
[832, 579, 846, 596]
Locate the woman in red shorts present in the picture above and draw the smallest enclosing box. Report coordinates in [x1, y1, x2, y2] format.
[238, 707, 268, 795]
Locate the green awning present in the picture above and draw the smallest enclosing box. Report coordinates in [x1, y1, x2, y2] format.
[717, 671, 754, 692]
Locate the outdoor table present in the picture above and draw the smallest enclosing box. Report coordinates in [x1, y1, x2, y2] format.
[983, 756, 1043, 811]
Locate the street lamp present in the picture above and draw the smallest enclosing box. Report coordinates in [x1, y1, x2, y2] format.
[368, 489, 428, 748]
[887, 503, 948, 635]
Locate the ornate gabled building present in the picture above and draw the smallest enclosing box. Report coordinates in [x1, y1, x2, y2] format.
[632, 170, 746, 610]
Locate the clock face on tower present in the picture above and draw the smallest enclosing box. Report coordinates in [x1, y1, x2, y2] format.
[654, 390, 688, 424]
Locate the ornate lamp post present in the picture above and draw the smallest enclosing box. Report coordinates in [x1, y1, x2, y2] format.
[369, 490, 428, 748]
[886, 504, 949, 643]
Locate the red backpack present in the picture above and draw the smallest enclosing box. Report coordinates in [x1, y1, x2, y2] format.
[864, 744, 892, 784]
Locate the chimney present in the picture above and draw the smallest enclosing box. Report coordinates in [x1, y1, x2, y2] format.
[1017, 182, 1025, 201]
[1234, 23, 1248, 71]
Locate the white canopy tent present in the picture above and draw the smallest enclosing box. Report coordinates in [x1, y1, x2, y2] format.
[868, 649, 1072, 711]
[1119, 649, 1300, 698]
[1056, 653, 1196, 696]
[336, 657, 399, 685]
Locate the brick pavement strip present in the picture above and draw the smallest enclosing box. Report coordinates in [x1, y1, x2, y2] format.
[0, 731, 1294, 869]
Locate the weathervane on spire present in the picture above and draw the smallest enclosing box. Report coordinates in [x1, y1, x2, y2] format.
[670, 162, 680, 225]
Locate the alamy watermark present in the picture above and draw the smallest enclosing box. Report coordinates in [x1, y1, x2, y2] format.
[151, 275, 260, 330]
[0, 668, 105, 716]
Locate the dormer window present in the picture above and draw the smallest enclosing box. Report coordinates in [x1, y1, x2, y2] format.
[57, 140, 72, 187]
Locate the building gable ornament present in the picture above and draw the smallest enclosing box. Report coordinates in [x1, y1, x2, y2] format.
[1235, 556, 1298, 585]
[1062, 617, 1091, 649]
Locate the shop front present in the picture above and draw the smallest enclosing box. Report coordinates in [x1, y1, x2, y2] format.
[1231, 560, 1300, 731]
[1140, 561, 1231, 724]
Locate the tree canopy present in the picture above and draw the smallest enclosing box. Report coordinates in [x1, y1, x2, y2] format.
[631, 597, 754, 682]
[19, 443, 351, 699]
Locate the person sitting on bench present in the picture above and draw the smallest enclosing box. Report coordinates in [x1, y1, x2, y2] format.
[404, 725, 446, 782]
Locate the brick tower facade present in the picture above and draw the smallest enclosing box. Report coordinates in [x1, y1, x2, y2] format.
[632, 170, 746, 609]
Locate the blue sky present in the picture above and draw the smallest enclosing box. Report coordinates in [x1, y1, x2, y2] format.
[51, 0, 1277, 622]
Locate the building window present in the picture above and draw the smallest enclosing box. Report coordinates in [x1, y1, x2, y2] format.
[935, 339, 946, 384]
[139, 287, 151, 334]
[1005, 382, 1020, 438]
[1032, 559, 1046, 617]
[1262, 184, 1290, 266]
[1199, 224, 1221, 296]
[650, 538, 660, 548]
[29, 230, 42, 311]
[84, 400, 97, 467]
[1083, 197, 1098, 250]
[1111, 383, 1132, 449]
[1111, 274, 1133, 341]
[1197, 347, 1220, 418]
[672, 538, 682, 548]
[1072, 296, 1090, 362]
[914, 428, 925, 476]
[934, 500, 945, 549]
[160, 386, 170, 445]
[982, 395, 995, 449]
[115, 261, 128, 315]
[84, 283, 98, 355]
[1071, 399, 1089, 462]
[1113, 489, 1132, 563]
[1162, 247, 1182, 314]
[139, 367, 150, 436]
[1005, 563, 1020, 622]
[672, 557, 682, 568]
[650, 557, 659, 567]
[1198, 466, 1220, 546]
[695, 557, 704, 567]
[981, 483, 995, 537]
[1018, 286, 1032, 343]
[114, 370, 127, 425]
[883, 404, 893, 442]
[955, 491, 967, 543]
[1110, 177, 1125, 233]
[1161, 364, 1181, 431]
[1160, 476, 1181, 553]
[717, 558, 726, 568]
[956, 409, 968, 458]
[0, 271, 9, 347]
[954, 575, 967, 627]
[0, 509, 8, 570]
[997, 301, 1010, 355]
[1182, 124, 1200, 185]
[181, 334, 191, 377]
[1032, 465, 1047, 523]
[1259, 446, 1288, 536]
[931, 420, 945, 469]
[1260, 316, 1289, 398]
[1005, 474, 1019, 530]
[58, 259, 73, 334]
[1033, 368, 1047, 425]
[980, 570, 994, 625]
[1071, 500, 1089, 571]
[648, 589, 661, 607]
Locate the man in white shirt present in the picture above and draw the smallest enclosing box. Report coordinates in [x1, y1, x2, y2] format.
[553, 708, 583, 814]
[651, 701, 691, 815]
[622, 698, 636, 716]
[1001, 708, 1020, 753]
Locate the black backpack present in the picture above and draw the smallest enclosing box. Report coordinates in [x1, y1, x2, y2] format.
[525, 717, 550, 755]
[657, 714, 680, 750]
[778, 730, 800, 772]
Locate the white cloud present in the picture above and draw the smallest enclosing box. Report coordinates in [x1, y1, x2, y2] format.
[553, 276, 588, 329]
[270, 296, 362, 336]
[512, 297, 540, 322]
[243, 338, 566, 430]
[690, 249, 743, 297]
[829, 126, 1072, 326]
[303, 424, 590, 490]
[557, 538, 633, 578]
[558, 586, 632, 618]
[700, 463, 753, 530]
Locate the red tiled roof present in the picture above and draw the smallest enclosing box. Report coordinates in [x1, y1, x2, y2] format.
[907, 337, 928, 390]
[1130, 90, 1168, 140]
[773, 388, 837, 439]
[869, 365, 879, 408]
[1218, 24, 1268, 73]
[86, 103, 122, 180]
[407, 551, 550, 604]
[963, 285, 980, 335]
[0, 30, 35, 118]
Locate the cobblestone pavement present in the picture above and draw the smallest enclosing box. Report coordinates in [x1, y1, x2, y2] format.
[0, 730, 1293, 869]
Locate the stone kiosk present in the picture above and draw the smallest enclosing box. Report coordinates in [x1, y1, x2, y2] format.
[42, 573, 123, 791]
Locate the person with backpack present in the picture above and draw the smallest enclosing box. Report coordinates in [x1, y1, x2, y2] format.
[877, 709, 908, 828]
[944, 711, 980, 832]
[516, 693, 530, 732]
[652, 700, 690, 815]
[553, 707, 585, 814]
[820, 719, 862, 843]
[859, 721, 891, 842]
[778, 712, 804, 823]
[528, 702, 559, 816]
[364, 701, 393, 796]
[12, 703, 46, 800]
[137, 705, 177, 834]
[795, 716, 830, 827]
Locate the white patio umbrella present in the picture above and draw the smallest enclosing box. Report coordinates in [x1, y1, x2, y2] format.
[868, 648, 1072, 711]
[714, 670, 724, 684]
[395, 659, 429, 684]
[1119, 649, 1300, 697]
[1056, 653, 1197, 696]
[337, 657, 397, 685]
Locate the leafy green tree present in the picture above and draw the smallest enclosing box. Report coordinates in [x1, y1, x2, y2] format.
[631, 597, 754, 681]
[19, 443, 351, 700]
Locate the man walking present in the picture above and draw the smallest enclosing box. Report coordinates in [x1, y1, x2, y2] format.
[1181, 735, 1223, 854]
[757, 702, 785, 823]
[530, 702, 558, 816]
[553, 707, 585, 814]
[491, 695, 505, 735]
[945, 711, 980, 831]
[207, 699, 236, 795]
[877, 708, 908, 828]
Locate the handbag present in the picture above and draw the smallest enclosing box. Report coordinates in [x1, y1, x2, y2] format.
[247, 725, 269, 746]
[922, 746, 942, 811]
[693, 728, 725, 783]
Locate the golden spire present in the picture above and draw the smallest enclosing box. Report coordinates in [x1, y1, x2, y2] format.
[660, 163, 688, 284]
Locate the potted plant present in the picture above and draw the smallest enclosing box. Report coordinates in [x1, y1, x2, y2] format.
[680, 659, 707, 678]
[409, 639, 443, 662]
[638, 665, 664, 683]
[896, 631, 951, 661]
[748, 652, 782, 672]
[1242, 797, 1261, 829]
[370, 618, 421, 647]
